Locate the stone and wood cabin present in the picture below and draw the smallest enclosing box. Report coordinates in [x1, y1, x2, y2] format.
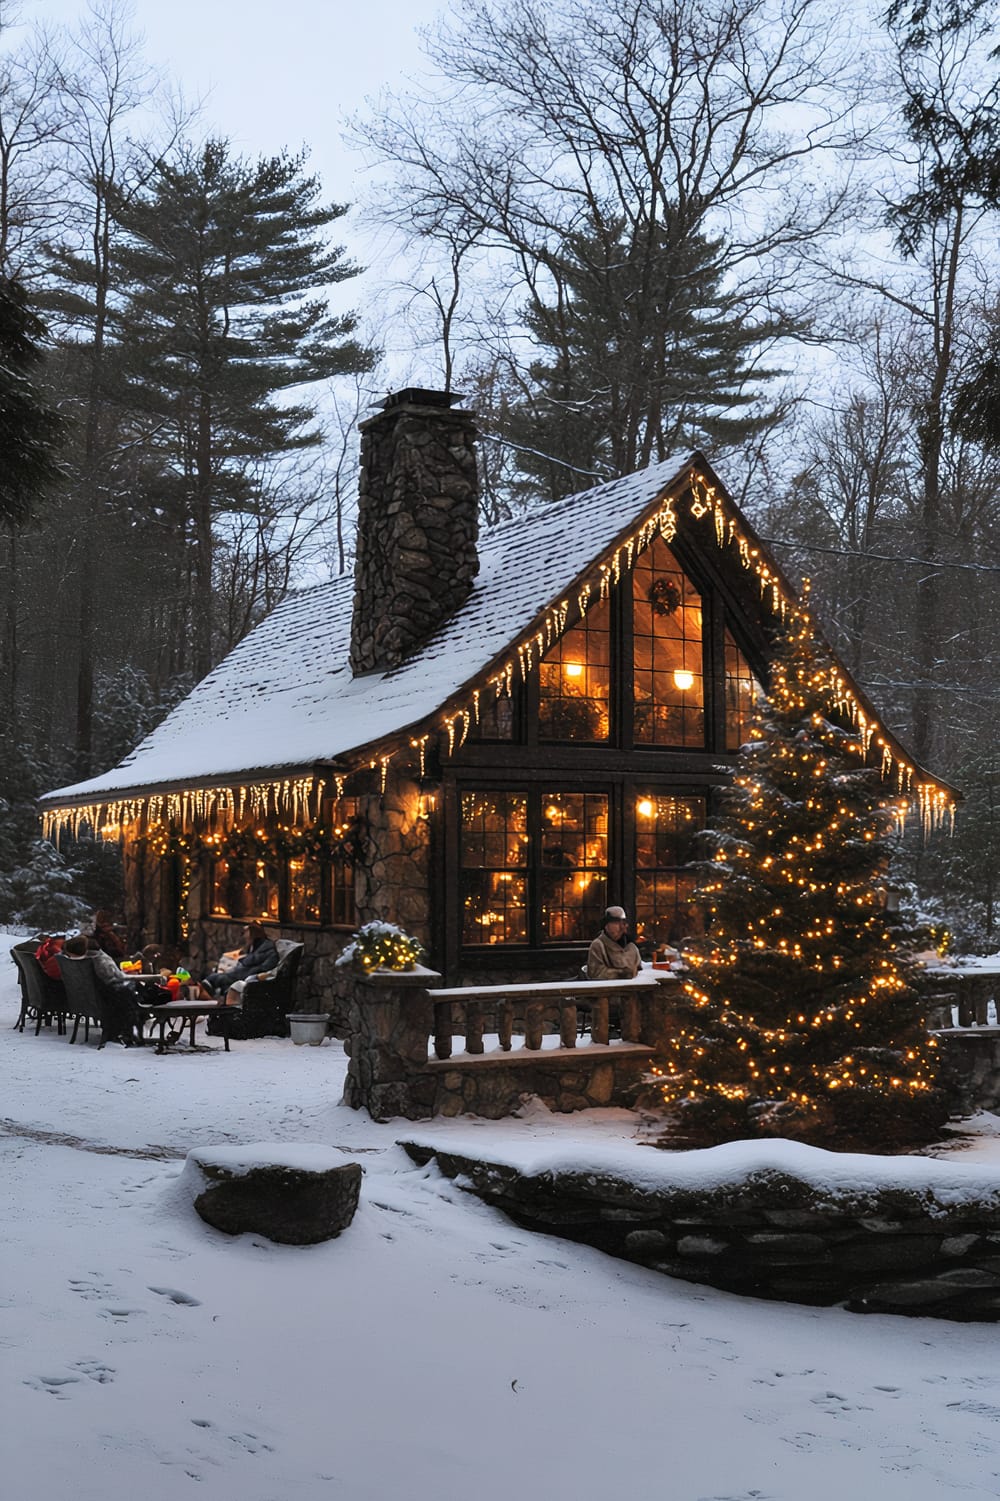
[40, 389, 956, 1016]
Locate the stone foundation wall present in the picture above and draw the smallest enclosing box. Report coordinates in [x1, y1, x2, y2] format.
[936, 1028, 1000, 1113]
[404, 1144, 1000, 1322]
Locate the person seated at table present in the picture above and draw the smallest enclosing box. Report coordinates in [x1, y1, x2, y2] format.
[587, 905, 642, 980]
[35, 932, 66, 981]
[91, 909, 127, 961]
[62, 935, 150, 1045]
[201, 922, 279, 1000]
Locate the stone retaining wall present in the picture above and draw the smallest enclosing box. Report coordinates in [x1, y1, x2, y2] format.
[936, 1028, 1000, 1113]
[403, 1143, 1000, 1322]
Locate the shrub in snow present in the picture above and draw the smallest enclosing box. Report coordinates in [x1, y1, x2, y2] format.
[6, 839, 90, 931]
[336, 920, 423, 972]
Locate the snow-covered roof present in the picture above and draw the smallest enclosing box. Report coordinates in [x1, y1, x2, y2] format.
[43, 454, 697, 806]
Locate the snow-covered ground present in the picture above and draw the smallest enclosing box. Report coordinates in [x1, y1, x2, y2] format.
[4, 939, 1000, 1501]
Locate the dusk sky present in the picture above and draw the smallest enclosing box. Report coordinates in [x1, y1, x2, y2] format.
[35, 0, 448, 235]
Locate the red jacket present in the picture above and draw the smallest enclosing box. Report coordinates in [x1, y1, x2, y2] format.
[35, 935, 65, 981]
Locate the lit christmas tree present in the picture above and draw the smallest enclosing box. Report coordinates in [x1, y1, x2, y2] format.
[657, 590, 948, 1149]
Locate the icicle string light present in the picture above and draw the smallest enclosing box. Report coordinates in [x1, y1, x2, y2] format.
[42, 775, 326, 846]
[687, 473, 955, 832]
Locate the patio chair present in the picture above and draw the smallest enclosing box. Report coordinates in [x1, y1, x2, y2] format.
[11, 943, 71, 1035]
[55, 952, 109, 1046]
[206, 939, 304, 1039]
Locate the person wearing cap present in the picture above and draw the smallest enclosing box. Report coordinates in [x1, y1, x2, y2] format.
[587, 905, 642, 980]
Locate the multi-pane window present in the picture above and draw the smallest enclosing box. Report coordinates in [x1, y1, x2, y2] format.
[633, 536, 705, 747]
[211, 857, 280, 921]
[724, 629, 764, 751]
[540, 792, 608, 941]
[461, 792, 529, 944]
[539, 594, 611, 741]
[208, 797, 359, 927]
[460, 789, 608, 945]
[633, 793, 706, 947]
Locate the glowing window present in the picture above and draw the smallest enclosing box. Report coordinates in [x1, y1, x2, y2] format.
[632, 536, 704, 747]
[633, 793, 706, 946]
[460, 792, 529, 944]
[724, 630, 764, 751]
[539, 594, 611, 741]
[540, 792, 608, 942]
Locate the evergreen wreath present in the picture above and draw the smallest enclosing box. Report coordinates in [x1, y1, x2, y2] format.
[648, 577, 682, 617]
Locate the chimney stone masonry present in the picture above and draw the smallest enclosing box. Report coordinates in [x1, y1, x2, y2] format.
[350, 389, 480, 676]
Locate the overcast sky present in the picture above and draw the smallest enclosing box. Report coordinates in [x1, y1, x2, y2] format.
[35, 0, 448, 250]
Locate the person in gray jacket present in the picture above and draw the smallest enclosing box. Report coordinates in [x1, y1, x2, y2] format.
[587, 905, 642, 979]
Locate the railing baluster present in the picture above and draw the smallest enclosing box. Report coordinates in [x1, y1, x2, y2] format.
[525, 1001, 544, 1050]
[433, 1000, 453, 1060]
[591, 996, 609, 1046]
[466, 1001, 484, 1054]
[497, 998, 513, 1051]
[621, 992, 642, 1042]
[559, 1000, 577, 1048]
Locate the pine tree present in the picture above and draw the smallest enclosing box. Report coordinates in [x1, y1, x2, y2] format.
[656, 592, 948, 1149]
[110, 139, 377, 676]
[502, 219, 788, 503]
[0, 275, 62, 524]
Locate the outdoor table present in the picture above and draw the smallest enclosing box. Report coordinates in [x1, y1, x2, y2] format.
[142, 999, 239, 1054]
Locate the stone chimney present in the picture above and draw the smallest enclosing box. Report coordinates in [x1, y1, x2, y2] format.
[350, 388, 480, 676]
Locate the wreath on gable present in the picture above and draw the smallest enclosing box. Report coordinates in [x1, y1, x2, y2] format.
[648, 577, 682, 617]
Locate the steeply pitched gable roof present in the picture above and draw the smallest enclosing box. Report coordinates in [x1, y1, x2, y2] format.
[41, 452, 957, 825]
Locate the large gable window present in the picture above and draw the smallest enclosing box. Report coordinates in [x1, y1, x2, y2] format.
[539, 594, 611, 741]
[633, 536, 705, 747]
[724, 629, 764, 751]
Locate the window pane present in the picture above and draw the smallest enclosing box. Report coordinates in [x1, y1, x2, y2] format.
[632, 536, 704, 746]
[539, 595, 611, 741]
[461, 792, 529, 944]
[289, 857, 321, 925]
[252, 861, 280, 921]
[470, 689, 514, 740]
[633, 794, 706, 946]
[540, 791, 608, 942]
[724, 629, 764, 751]
[330, 859, 356, 926]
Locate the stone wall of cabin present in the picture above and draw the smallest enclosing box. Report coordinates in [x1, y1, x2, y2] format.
[122, 765, 432, 1027]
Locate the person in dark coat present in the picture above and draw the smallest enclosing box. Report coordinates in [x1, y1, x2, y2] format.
[201, 922, 280, 998]
[91, 910, 127, 961]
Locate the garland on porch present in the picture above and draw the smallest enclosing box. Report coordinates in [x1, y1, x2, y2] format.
[140, 818, 366, 865]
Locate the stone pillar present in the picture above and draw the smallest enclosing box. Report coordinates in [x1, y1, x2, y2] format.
[350, 388, 479, 675]
[342, 967, 442, 1122]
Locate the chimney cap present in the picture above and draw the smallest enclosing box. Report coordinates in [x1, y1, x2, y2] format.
[378, 387, 466, 412]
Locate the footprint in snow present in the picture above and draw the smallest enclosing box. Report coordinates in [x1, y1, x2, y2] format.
[148, 1285, 201, 1306]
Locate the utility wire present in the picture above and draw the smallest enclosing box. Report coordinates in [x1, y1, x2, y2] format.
[760, 536, 1000, 575]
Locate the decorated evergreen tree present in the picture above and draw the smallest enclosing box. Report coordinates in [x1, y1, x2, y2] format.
[656, 590, 948, 1149]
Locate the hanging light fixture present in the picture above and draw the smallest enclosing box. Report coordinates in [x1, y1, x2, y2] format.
[673, 669, 695, 691]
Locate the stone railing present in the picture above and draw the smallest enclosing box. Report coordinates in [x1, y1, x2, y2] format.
[341, 969, 679, 1122]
